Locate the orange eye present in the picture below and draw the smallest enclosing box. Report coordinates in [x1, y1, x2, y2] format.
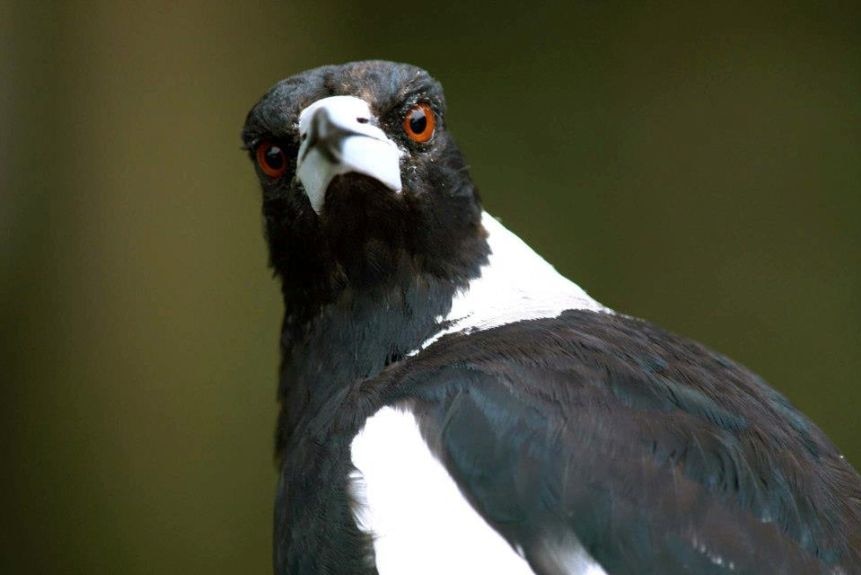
[256, 141, 288, 178]
[403, 103, 436, 143]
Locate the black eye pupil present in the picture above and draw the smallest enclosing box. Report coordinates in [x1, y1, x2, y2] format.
[265, 146, 284, 169]
[409, 110, 427, 134]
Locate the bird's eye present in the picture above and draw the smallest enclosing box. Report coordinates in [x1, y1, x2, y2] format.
[256, 142, 288, 178]
[403, 103, 436, 143]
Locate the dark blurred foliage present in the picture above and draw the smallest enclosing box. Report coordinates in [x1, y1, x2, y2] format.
[2, 1, 859, 572]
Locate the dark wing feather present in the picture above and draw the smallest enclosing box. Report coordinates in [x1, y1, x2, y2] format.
[375, 310, 861, 574]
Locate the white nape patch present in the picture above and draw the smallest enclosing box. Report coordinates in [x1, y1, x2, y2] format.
[350, 406, 535, 575]
[415, 211, 610, 353]
[296, 95, 403, 213]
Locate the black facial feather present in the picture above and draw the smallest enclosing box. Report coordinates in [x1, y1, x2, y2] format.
[242, 61, 483, 321]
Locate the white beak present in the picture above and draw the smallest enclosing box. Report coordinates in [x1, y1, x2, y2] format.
[296, 95, 403, 213]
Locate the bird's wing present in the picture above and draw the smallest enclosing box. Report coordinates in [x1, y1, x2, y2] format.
[372, 310, 861, 575]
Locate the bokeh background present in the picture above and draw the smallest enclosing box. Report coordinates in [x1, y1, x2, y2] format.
[2, 1, 859, 572]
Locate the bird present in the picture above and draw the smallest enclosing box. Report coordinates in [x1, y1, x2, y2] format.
[241, 60, 861, 575]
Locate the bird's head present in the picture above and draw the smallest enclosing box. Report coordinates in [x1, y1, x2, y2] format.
[242, 61, 486, 309]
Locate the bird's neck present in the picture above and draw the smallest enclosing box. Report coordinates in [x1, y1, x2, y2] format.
[274, 224, 488, 454]
[273, 210, 607, 454]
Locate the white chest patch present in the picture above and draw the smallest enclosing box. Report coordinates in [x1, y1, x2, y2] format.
[349, 407, 608, 575]
[415, 211, 610, 353]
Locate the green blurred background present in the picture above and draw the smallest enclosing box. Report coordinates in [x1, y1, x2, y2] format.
[2, 1, 859, 572]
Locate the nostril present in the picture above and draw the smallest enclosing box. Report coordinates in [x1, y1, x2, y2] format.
[356, 117, 369, 124]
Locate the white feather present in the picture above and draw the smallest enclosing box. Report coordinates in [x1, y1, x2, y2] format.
[350, 406, 535, 575]
[415, 211, 610, 354]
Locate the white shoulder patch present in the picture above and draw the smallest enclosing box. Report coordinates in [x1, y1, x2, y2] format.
[349, 406, 608, 575]
[350, 406, 535, 575]
[416, 211, 610, 353]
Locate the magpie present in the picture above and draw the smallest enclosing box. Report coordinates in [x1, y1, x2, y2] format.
[242, 60, 861, 575]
